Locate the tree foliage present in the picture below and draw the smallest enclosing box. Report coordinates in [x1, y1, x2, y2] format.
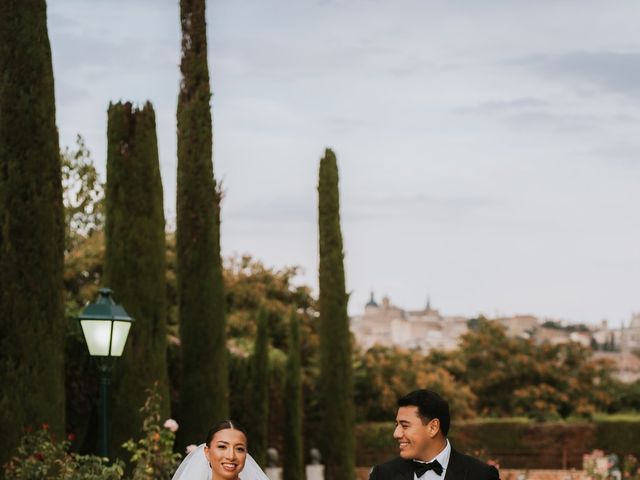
[246, 309, 270, 467]
[317, 148, 355, 480]
[105, 101, 170, 454]
[0, 0, 66, 465]
[354, 346, 476, 422]
[428, 319, 617, 420]
[176, 0, 228, 447]
[61, 135, 104, 252]
[283, 308, 305, 480]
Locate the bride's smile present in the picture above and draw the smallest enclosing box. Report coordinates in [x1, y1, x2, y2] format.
[204, 427, 248, 480]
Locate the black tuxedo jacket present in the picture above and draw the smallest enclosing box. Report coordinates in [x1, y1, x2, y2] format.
[368, 449, 500, 480]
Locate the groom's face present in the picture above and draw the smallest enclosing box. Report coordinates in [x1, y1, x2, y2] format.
[394, 406, 439, 461]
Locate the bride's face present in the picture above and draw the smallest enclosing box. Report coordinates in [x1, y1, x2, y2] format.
[205, 428, 248, 480]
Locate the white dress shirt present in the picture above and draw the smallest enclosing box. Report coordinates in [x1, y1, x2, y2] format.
[413, 439, 451, 480]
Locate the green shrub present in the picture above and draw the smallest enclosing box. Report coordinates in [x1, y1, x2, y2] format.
[355, 420, 640, 469]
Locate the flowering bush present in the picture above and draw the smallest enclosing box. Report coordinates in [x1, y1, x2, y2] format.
[583, 449, 640, 480]
[3, 424, 124, 480]
[623, 455, 640, 480]
[4, 384, 181, 480]
[122, 383, 182, 480]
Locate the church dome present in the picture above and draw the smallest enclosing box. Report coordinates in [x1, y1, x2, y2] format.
[366, 292, 378, 308]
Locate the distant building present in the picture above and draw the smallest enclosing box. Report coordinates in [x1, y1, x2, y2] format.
[620, 313, 640, 353]
[593, 351, 640, 383]
[349, 293, 467, 352]
[495, 315, 538, 339]
[351, 295, 640, 382]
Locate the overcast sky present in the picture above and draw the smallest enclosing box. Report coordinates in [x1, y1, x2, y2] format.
[48, 0, 640, 326]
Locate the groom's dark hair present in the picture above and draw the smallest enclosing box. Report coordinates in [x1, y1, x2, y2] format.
[397, 389, 450, 436]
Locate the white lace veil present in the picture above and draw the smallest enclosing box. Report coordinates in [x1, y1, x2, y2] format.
[171, 444, 270, 480]
[240, 452, 270, 480]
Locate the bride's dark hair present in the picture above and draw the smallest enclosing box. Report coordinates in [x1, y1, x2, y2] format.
[205, 420, 248, 447]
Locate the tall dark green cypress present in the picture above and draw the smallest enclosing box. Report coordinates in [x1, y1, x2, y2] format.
[176, 0, 228, 446]
[0, 0, 65, 463]
[317, 148, 355, 480]
[247, 309, 269, 467]
[283, 308, 305, 480]
[104, 101, 169, 453]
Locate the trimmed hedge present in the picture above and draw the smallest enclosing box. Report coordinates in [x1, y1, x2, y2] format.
[356, 420, 640, 469]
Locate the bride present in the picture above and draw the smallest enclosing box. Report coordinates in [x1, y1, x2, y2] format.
[172, 420, 269, 480]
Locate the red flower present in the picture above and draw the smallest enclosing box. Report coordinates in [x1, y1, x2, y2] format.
[67, 433, 76, 441]
[41, 423, 49, 431]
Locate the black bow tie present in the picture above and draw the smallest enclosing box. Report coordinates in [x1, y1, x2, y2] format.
[412, 459, 443, 477]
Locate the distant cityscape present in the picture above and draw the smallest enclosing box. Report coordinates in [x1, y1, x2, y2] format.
[350, 293, 640, 383]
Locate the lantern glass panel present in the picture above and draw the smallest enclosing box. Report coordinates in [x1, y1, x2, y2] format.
[80, 320, 112, 356]
[110, 321, 131, 356]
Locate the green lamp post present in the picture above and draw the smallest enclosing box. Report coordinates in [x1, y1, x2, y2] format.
[77, 288, 134, 459]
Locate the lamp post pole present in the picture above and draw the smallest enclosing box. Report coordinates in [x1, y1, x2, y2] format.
[97, 360, 112, 458]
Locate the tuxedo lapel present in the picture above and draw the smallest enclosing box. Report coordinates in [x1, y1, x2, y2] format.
[444, 450, 467, 480]
[393, 458, 416, 480]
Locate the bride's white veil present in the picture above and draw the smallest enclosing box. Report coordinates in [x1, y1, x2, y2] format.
[240, 452, 270, 480]
[171, 444, 270, 480]
[172, 444, 211, 480]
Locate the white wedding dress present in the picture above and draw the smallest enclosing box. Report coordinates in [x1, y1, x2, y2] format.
[171, 444, 270, 480]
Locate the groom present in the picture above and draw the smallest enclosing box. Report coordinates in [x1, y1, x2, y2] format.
[369, 390, 499, 480]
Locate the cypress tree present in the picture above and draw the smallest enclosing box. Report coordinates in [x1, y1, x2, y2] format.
[317, 148, 355, 480]
[283, 308, 305, 480]
[176, 0, 228, 446]
[247, 308, 269, 467]
[0, 0, 65, 463]
[104, 101, 170, 454]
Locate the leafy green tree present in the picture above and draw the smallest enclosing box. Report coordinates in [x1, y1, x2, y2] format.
[354, 346, 476, 422]
[224, 255, 316, 350]
[439, 319, 617, 420]
[283, 308, 305, 480]
[317, 148, 355, 480]
[105, 101, 170, 454]
[176, 0, 229, 446]
[61, 135, 104, 251]
[246, 309, 270, 466]
[0, 0, 66, 464]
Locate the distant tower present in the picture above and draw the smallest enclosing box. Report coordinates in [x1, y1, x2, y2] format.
[382, 295, 390, 309]
[365, 291, 378, 310]
[426, 295, 431, 312]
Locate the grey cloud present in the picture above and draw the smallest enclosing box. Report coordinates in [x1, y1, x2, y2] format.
[326, 116, 376, 133]
[55, 78, 92, 104]
[52, 31, 175, 73]
[511, 51, 640, 97]
[590, 143, 640, 169]
[347, 192, 496, 222]
[454, 96, 596, 132]
[227, 199, 314, 223]
[455, 97, 548, 114]
[507, 111, 597, 132]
